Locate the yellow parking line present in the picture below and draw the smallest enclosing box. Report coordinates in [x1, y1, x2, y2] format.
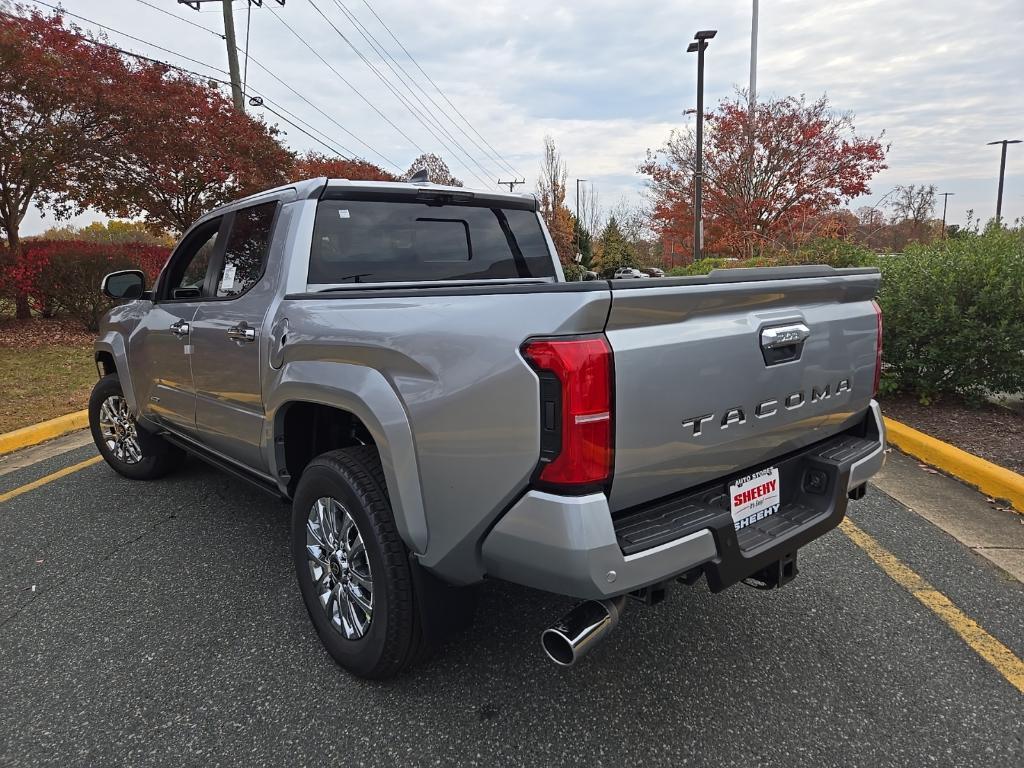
[840, 517, 1024, 695]
[0, 456, 103, 504]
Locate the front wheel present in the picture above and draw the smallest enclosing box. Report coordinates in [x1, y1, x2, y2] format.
[89, 374, 185, 480]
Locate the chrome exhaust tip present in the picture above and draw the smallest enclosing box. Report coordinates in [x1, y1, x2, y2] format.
[541, 596, 626, 666]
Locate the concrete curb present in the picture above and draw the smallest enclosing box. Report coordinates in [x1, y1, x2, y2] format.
[0, 410, 89, 456]
[884, 416, 1024, 514]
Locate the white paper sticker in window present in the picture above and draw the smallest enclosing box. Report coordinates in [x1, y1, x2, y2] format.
[337, 209, 350, 219]
[220, 263, 237, 292]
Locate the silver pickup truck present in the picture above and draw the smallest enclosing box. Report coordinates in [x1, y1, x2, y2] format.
[91, 177, 885, 678]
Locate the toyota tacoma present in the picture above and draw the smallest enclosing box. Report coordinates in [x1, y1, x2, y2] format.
[90, 177, 885, 678]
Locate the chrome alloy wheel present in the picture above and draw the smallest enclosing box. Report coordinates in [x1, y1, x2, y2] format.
[306, 497, 374, 640]
[98, 394, 143, 464]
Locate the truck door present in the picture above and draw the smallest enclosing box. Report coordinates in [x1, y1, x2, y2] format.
[130, 215, 227, 436]
[189, 201, 279, 473]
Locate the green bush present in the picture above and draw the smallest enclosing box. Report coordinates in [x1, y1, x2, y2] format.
[561, 261, 587, 281]
[876, 227, 1024, 402]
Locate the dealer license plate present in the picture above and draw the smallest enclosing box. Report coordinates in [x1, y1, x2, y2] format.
[729, 466, 780, 531]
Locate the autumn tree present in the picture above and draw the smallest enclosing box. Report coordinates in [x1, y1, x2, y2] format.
[293, 151, 396, 182]
[0, 9, 133, 317]
[641, 93, 888, 259]
[403, 153, 461, 186]
[536, 136, 576, 264]
[81, 64, 294, 233]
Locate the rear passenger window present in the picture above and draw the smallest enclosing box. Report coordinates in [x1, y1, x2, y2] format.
[308, 199, 556, 285]
[216, 202, 277, 297]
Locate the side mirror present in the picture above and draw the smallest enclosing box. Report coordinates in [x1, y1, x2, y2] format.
[101, 270, 145, 300]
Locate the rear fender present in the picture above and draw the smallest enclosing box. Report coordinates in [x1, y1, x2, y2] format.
[265, 360, 428, 554]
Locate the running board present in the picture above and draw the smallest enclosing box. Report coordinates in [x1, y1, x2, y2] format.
[160, 432, 285, 499]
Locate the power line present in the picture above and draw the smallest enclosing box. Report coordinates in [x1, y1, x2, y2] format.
[327, 0, 500, 184]
[359, 0, 522, 179]
[305, 0, 492, 187]
[134, 0, 224, 39]
[18, 2, 365, 162]
[38, 0, 402, 170]
[263, 2, 428, 162]
[135, 0, 391, 166]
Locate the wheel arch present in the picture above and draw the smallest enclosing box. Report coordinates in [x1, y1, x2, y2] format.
[94, 333, 138, 413]
[267, 362, 428, 554]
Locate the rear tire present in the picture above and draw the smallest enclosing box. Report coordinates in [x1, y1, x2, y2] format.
[89, 374, 185, 480]
[291, 446, 473, 679]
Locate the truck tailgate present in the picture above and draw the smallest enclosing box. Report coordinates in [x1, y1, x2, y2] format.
[604, 267, 881, 512]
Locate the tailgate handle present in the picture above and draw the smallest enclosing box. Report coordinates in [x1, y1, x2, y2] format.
[761, 323, 810, 349]
[760, 323, 809, 365]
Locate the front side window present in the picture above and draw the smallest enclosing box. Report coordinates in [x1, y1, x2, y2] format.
[164, 217, 222, 300]
[215, 202, 277, 298]
[308, 199, 555, 285]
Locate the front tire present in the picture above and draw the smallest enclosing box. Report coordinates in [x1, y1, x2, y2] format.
[89, 374, 184, 480]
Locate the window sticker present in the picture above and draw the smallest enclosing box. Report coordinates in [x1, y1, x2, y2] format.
[337, 209, 350, 219]
[220, 262, 237, 292]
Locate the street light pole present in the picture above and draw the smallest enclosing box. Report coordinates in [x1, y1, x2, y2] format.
[987, 139, 1021, 225]
[749, 1, 758, 114]
[575, 178, 587, 257]
[687, 30, 717, 262]
[938, 192, 954, 237]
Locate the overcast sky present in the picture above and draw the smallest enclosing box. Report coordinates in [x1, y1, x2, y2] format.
[20, 0, 1024, 234]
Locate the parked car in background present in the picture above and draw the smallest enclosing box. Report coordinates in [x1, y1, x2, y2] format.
[641, 267, 666, 278]
[90, 177, 886, 679]
[613, 267, 647, 279]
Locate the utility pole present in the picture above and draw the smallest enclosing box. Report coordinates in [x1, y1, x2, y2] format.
[987, 139, 1021, 225]
[687, 30, 717, 262]
[749, 0, 758, 114]
[178, 1, 287, 112]
[938, 192, 954, 237]
[497, 179, 524, 192]
[221, 0, 244, 112]
[575, 178, 587, 256]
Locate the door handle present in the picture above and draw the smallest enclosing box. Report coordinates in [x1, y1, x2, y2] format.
[227, 323, 257, 343]
[170, 320, 190, 338]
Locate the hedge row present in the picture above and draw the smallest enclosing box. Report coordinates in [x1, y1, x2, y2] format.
[1, 240, 170, 331]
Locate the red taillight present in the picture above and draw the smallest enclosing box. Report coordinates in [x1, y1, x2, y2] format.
[872, 300, 883, 396]
[523, 336, 613, 489]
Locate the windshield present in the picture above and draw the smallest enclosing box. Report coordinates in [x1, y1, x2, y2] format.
[309, 199, 556, 285]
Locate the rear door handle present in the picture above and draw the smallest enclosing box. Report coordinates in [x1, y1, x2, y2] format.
[170, 320, 190, 338]
[227, 323, 257, 343]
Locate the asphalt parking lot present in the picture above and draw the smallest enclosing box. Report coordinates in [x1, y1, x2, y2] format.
[1, 442, 1022, 767]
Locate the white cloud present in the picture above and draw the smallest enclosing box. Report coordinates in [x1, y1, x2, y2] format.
[17, 0, 1024, 234]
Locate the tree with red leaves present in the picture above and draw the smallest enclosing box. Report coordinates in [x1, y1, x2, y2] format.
[292, 152, 397, 182]
[641, 93, 888, 260]
[82, 63, 294, 233]
[0, 9, 132, 317]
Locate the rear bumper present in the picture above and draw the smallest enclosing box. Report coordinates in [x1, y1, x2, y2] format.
[481, 401, 885, 600]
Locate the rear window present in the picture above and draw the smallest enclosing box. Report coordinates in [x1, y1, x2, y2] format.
[308, 199, 556, 285]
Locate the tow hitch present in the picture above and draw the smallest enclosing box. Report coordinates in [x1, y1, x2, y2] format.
[745, 550, 799, 590]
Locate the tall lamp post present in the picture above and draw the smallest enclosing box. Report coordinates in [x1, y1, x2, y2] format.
[687, 30, 717, 262]
[987, 139, 1021, 225]
[938, 192, 954, 237]
[575, 178, 587, 259]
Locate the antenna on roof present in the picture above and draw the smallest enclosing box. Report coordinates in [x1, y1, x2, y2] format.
[409, 168, 430, 183]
